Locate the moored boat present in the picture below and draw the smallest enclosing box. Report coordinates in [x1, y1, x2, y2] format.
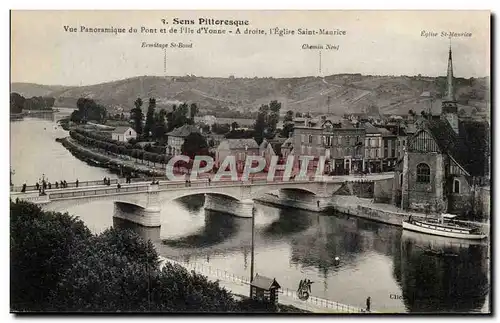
[402, 214, 486, 240]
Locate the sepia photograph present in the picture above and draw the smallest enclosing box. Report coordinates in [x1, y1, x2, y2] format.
[9, 9, 491, 314]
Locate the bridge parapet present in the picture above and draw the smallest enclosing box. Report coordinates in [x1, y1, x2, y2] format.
[12, 192, 50, 204]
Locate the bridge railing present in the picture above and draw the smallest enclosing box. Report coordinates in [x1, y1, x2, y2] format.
[49, 185, 148, 199]
[11, 179, 119, 192]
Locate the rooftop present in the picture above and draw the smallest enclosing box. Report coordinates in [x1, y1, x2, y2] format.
[167, 124, 200, 138]
[221, 138, 259, 150]
[250, 274, 281, 290]
[112, 126, 134, 134]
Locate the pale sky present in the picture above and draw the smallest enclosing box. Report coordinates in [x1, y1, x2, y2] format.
[11, 10, 490, 86]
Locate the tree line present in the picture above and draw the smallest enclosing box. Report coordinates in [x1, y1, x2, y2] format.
[130, 98, 198, 143]
[70, 129, 170, 167]
[10, 200, 296, 312]
[10, 92, 55, 114]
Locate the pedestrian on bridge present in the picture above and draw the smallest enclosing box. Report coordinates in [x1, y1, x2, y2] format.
[63, 180, 68, 188]
[55, 182, 59, 189]
[117, 183, 121, 189]
[366, 296, 371, 312]
[76, 179, 79, 188]
[48, 182, 52, 190]
[35, 182, 40, 191]
[208, 178, 211, 186]
[21, 183, 26, 193]
[103, 177, 107, 185]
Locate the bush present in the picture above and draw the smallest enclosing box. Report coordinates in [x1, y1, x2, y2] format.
[11, 200, 241, 312]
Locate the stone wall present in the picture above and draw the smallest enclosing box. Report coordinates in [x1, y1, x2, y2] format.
[473, 186, 491, 219]
[373, 178, 393, 203]
[335, 181, 374, 198]
[406, 152, 447, 213]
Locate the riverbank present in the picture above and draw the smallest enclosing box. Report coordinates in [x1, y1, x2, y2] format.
[256, 194, 490, 233]
[60, 137, 165, 178]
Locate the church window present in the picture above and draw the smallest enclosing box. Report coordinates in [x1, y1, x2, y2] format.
[453, 179, 460, 194]
[416, 163, 430, 183]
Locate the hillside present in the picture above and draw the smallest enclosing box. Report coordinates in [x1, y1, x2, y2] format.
[11, 74, 490, 117]
[10, 83, 74, 98]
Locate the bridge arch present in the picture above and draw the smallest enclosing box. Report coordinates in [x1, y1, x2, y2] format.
[158, 189, 242, 204]
[250, 184, 319, 200]
[41, 193, 150, 213]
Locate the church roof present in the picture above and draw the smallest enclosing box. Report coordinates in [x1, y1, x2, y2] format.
[424, 119, 488, 176]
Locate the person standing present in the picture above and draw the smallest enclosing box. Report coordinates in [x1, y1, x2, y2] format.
[21, 183, 26, 193]
[366, 296, 371, 312]
[36, 182, 40, 191]
[76, 179, 79, 188]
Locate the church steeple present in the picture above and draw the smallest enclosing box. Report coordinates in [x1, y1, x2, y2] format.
[441, 43, 459, 134]
[444, 45, 456, 102]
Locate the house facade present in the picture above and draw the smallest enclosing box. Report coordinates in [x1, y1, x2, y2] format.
[166, 124, 200, 155]
[215, 138, 259, 172]
[111, 126, 137, 142]
[292, 118, 365, 175]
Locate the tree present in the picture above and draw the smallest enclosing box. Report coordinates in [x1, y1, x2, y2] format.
[231, 122, 239, 131]
[181, 133, 209, 159]
[189, 103, 198, 121]
[10, 92, 25, 114]
[253, 100, 281, 145]
[144, 98, 156, 138]
[281, 123, 294, 138]
[152, 109, 167, 141]
[284, 110, 294, 123]
[212, 123, 231, 135]
[10, 200, 92, 311]
[130, 98, 144, 136]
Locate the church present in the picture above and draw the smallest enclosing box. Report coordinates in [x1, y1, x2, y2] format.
[392, 46, 490, 217]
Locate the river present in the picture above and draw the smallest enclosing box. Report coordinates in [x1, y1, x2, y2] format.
[10, 115, 490, 313]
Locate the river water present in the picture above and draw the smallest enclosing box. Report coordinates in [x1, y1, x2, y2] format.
[10, 114, 490, 313]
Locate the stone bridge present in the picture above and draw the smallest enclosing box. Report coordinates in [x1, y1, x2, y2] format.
[11, 174, 394, 227]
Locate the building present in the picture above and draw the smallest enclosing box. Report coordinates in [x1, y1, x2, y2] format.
[215, 138, 259, 171]
[250, 274, 281, 305]
[166, 124, 200, 155]
[363, 122, 383, 173]
[393, 47, 489, 217]
[259, 137, 286, 170]
[292, 117, 365, 175]
[380, 126, 398, 171]
[111, 126, 137, 142]
[280, 137, 294, 159]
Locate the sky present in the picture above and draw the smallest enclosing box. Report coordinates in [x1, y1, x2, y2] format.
[10, 10, 490, 86]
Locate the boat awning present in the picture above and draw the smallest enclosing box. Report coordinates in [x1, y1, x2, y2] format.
[441, 213, 457, 219]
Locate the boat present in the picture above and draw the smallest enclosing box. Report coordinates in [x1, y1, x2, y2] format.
[402, 213, 486, 240]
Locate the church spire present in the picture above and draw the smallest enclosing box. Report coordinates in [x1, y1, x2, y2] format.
[444, 43, 456, 102]
[441, 42, 459, 135]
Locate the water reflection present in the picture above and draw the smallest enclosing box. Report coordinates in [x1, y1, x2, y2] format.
[162, 210, 244, 248]
[397, 231, 489, 313]
[261, 207, 315, 238]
